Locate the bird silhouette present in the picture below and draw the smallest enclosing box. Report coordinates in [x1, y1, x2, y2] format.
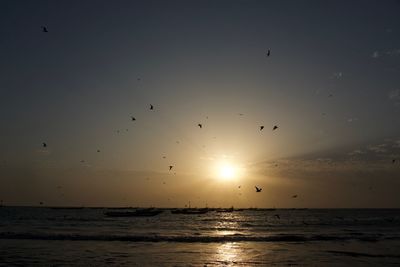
[169, 165, 173, 171]
[255, 186, 262, 192]
[42, 142, 47, 148]
[198, 123, 202, 129]
[272, 125, 278, 131]
[131, 116, 136, 121]
[42, 26, 48, 33]
[260, 126, 264, 131]
[274, 214, 280, 219]
[150, 104, 154, 110]
[266, 49, 271, 57]
[238, 185, 241, 189]
[292, 194, 298, 198]
[97, 149, 100, 153]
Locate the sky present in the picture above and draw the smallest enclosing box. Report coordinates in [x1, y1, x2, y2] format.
[0, 0, 400, 208]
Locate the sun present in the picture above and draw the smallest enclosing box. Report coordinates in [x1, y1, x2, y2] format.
[217, 162, 237, 180]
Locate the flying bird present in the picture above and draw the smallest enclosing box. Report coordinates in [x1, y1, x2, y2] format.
[42, 142, 47, 148]
[42, 26, 48, 33]
[198, 123, 202, 129]
[131, 116, 136, 121]
[260, 126, 264, 131]
[97, 149, 100, 153]
[169, 165, 173, 171]
[238, 185, 241, 189]
[266, 49, 271, 57]
[255, 186, 262, 192]
[292, 195, 298, 198]
[150, 104, 154, 110]
[272, 125, 278, 131]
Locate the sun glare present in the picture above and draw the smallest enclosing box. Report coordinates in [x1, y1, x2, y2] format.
[217, 162, 238, 180]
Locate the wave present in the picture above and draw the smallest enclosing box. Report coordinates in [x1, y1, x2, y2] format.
[0, 232, 392, 243]
[326, 250, 400, 258]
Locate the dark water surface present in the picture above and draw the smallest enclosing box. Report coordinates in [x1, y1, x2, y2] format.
[1, 207, 399, 266]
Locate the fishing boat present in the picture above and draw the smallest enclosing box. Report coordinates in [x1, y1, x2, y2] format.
[170, 208, 209, 215]
[105, 209, 163, 217]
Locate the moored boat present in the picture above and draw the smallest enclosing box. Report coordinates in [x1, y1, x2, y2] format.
[170, 208, 209, 215]
[105, 209, 163, 217]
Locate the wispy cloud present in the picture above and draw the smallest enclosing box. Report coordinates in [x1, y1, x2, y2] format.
[386, 49, 400, 56]
[251, 138, 400, 176]
[332, 72, 343, 79]
[371, 49, 400, 59]
[367, 144, 387, 153]
[348, 149, 364, 156]
[389, 89, 400, 105]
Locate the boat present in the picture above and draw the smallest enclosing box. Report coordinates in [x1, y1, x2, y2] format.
[105, 209, 163, 217]
[170, 208, 209, 215]
[50, 207, 85, 210]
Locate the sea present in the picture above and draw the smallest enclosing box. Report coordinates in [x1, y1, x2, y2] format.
[0, 207, 400, 266]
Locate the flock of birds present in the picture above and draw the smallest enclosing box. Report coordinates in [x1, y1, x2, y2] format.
[37, 26, 398, 208]
[41, 100, 281, 195]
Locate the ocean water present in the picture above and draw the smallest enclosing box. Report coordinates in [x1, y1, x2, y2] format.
[1, 207, 400, 266]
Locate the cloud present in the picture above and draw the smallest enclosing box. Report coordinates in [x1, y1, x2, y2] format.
[389, 89, 400, 99]
[347, 117, 358, 123]
[394, 140, 400, 148]
[348, 149, 364, 156]
[367, 144, 387, 153]
[332, 72, 343, 79]
[252, 138, 400, 177]
[389, 89, 400, 105]
[386, 49, 400, 56]
[371, 49, 400, 59]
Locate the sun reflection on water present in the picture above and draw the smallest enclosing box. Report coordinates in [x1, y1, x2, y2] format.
[215, 242, 242, 265]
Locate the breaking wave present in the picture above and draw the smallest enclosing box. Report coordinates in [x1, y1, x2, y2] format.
[0, 232, 391, 243]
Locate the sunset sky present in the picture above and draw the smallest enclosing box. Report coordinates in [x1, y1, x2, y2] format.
[1, 0, 400, 208]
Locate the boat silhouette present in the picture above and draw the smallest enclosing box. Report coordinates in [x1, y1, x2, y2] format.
[170, 208, 208, 215]
[105, 208, 163, 217]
